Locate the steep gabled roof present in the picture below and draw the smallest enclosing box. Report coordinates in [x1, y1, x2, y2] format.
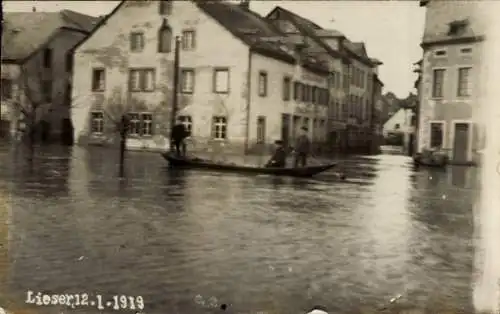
[2, 10, 100, 62]
[195, 1, 295, 63]
[70, 0, 328, 74]
[266, 6, 378, 66]
[196, 1, 328, 74]
[266, 6, 345, 61]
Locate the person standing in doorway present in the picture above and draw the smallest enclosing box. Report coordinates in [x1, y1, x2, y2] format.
[294, 126, 310, 167]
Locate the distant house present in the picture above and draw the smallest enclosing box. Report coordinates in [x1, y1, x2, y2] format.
[383, 108, 415, 137]
[264, 6, 383, 153]
[71, 0, 331, 154]
[1, 10, 100, 142]
[417, 0, 487, 165]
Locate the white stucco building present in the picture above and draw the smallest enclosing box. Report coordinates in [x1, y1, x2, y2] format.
[71, 0, 331, 154]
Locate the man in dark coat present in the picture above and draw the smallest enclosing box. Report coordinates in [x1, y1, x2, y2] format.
[294, 126, 311, 167]
[171, 117, 189, 157]
[265, 140, 287, 168]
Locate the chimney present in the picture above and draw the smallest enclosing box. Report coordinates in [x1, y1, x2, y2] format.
[239, 0, 250, 10]
[32, 6, 36, 12]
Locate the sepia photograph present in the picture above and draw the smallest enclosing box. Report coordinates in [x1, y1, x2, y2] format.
[0, 0, 500, 313]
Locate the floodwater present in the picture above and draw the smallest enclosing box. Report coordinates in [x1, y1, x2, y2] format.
[0, 144, 478, 313]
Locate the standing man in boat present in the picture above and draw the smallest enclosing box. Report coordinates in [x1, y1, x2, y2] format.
[171, 117, 189, 157]
[265, 140, 287, 168]
[293, 126, 311, 167]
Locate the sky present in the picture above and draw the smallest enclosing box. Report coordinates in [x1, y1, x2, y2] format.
[4, 1, 426, 99]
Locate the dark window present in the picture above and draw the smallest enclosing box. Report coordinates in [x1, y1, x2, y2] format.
[159, 0, 172, 15]
[430, 122, 443, 148]
[1, 79, 12, 100]
[460, 47, 472, 54]
[301, 84, 308, 102]
[258, 71, 268, 97]
[42, 80, 52, 102]
[91, 68, 105, 92]
[158, 27, 172, 53]
[256, 116, 266, 143]
[435, 50, 447, 57]
[432, 69, 445, 98]
[282, 76, 291, 101]
[130, 32, 145, 52]
[293, 81, 299, 100]
[65, 53, 73, 72]
[212, 116, 227, 139]
[43, 48, 52, 68]
[311, 86, 318, 104]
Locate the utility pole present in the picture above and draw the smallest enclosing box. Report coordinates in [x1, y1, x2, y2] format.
[170, 36, 181, 150]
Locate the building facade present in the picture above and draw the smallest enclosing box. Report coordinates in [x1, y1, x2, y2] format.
[71, 0, 330, 154]
[417, 0, 487, 165]
[1, 10, 99, 143]
[264, 6, 383, 154]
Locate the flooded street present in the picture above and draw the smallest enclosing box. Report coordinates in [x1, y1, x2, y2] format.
[0, 145, 477, 313]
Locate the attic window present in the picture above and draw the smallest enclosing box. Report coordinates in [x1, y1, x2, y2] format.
[448, 19, 468, 36]
[434, 50, 447, 57]
[460, 47, 472, 54]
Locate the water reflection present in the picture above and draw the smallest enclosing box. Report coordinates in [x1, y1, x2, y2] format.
[0, 146, 479, 313]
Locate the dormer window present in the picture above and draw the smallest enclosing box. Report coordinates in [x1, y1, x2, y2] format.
[448, 19, 468, 36]
[159, 0, 172, 15]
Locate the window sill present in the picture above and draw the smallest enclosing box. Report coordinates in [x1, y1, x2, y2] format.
[91, 90, 105, 93]
[130, 90, 155, 93]
[213, 91, 229, 95]
[181, 91, 193, 95]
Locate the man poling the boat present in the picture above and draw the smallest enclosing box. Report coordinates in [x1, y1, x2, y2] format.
[293, 126, 311, 168]
[265, 139, 287, 168]
[171, 117, 190, 157]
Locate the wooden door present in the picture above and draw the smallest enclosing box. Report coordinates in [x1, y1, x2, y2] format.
[281, 114, 290, 146]
[453, 123, 469, 163]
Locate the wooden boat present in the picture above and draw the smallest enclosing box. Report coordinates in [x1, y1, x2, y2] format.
[161, 153, 337, 178]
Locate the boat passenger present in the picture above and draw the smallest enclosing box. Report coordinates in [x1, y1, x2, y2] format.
[171, 117, 189, 157]
[293, 126, 310, 168]
[265, 140, 287, 168]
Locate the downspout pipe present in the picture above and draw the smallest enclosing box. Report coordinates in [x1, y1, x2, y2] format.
[244, 48, 253, 154]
